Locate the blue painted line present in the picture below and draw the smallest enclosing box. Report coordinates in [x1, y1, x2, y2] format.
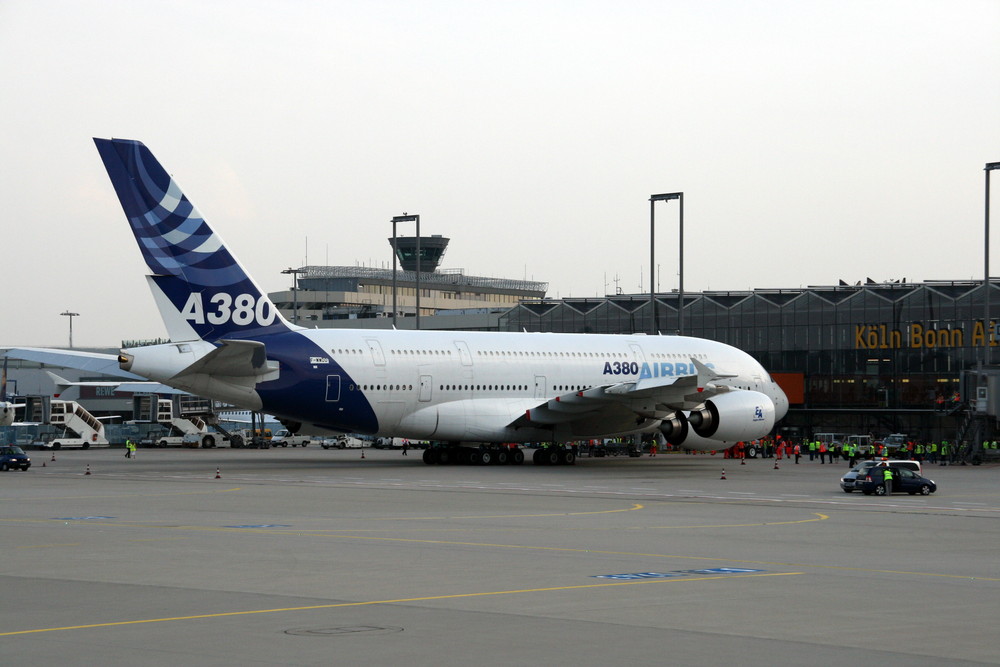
[593, 568, 764, 580]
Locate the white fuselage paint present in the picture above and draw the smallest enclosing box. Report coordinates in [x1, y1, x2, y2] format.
[286, 328, 788, 445]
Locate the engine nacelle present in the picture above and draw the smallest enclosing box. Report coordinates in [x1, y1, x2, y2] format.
[658, 413, 729, 450]
[0, 401, 14, 427]
[658, 411, 689, 446]
[279, 419, 303, 435]
[689, 390, 775, 442]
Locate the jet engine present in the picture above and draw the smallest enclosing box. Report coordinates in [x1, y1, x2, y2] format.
[659, 391, 776, 447]
[0, 401, 14, 427]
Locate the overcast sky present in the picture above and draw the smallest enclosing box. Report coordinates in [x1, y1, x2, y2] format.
[1, 0, 998, 348]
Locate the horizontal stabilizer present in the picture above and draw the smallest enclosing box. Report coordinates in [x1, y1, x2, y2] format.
[173, 340, 278, 380]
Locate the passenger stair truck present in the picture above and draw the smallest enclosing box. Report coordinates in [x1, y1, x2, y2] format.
[133, 394, 216, 447]
[48, 400, 109, 449]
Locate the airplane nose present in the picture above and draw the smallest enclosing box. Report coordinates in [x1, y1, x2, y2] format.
[774, 383, 789, 420]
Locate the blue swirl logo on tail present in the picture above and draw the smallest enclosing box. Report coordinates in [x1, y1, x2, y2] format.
[95, 138, 290, 341]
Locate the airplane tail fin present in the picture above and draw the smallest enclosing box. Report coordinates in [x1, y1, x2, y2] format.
[1, 357, 8, 401]
[93, 138, 294, 343]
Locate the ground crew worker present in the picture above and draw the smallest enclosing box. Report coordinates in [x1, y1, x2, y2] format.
[846, 442, 856, 467]
[128, 440, 137, 460]
[881, 465, 893, 495]
[927, 441, 937, 464]
[914, 442, 924, 462]
[940, 441, 949, 466]
[794, 442, 801, 464]
[125, 439, 132, 458]
[808, 440, 816, 461]
[818, 441, 827, 464]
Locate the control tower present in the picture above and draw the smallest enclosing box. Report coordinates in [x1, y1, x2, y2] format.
[389, 234, 450, 273]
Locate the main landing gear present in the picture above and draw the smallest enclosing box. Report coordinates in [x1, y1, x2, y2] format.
[421, 444, 577, 466]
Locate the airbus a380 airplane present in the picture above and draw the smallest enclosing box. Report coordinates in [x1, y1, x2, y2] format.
[94, 138, 787, 463]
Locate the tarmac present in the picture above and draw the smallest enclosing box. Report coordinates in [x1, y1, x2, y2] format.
[1, 448, 998, 666]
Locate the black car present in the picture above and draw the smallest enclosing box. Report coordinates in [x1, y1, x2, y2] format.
[857, 465, 936, 496]
[0, 445, 31, 471]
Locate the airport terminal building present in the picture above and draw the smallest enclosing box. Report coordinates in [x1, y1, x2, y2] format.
[496, 279, 1000, 444]
[7, 257, 1000, 447]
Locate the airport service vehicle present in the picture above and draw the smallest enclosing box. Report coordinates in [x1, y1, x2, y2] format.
[271, 429, 310, 447]
[845, 434, 874, 455]
[841, 460, 923, 493]
[93, 138, 788, 464]
[880, 433, 909, 455]
[815, 432, 849, 449]
[321, 435, 365, 449]
[0, 446, 31, 471]
[856, 466, 937, 496]
[44, 400, 109, 449]
[180, 432, 220, 448]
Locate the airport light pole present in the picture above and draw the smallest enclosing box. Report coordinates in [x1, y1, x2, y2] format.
[60, 310, 79, 348]
[281, 267, 307, 325]
[649, 192, 683, 335]
[984, 162, 1000, 370]
[391, 214, 421, 330]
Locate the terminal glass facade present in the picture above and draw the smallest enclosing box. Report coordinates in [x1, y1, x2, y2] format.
[500, 281, 997, 415]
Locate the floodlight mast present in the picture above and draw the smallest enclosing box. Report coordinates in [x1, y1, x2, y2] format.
[649, 192, 683, 335]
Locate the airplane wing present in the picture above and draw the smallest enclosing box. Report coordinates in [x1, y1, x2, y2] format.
[44, 371, 183, 396]
[3, 347, 147, 380]
[512, 357, 737, 435]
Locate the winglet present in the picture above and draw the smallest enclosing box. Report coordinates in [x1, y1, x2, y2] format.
[692, 357, 736, 390]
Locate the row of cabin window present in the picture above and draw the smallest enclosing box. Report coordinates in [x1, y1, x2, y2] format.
[333, 348, 709, 360]
[357, 384, 530, 392]
[355, 384, 591, 393]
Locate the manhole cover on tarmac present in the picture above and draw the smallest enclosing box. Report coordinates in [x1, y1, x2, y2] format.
[284, 626, 404, 638]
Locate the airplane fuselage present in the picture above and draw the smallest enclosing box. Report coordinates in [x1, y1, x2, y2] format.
[124, 328, 788, 446]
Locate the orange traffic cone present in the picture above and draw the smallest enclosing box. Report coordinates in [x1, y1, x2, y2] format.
[773, 459, 780, 470]
[741, 456, 746, 465]
[85, 464, 91, 476]
[215, 467, 221, 479]
[51, 453, 56, 462]
[720, 468, 727, 480]
[42, 460, 46, 467]
[361, 448, 366, 459]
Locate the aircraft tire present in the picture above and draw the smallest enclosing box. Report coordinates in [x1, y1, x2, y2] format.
[495, 450, 508, 465]
[532, 449, 544, 465]
[422, 448, 437, 464]
[510, 449, 524, 465]
[545, 450, 560, 466]
[561, 451, 576, 465]
[82, 443, 90, 450]
[203, 435, 216, 448]
[480, 450, 493, 465]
